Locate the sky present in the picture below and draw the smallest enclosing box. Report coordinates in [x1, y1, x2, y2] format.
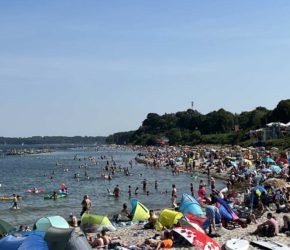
[0, 1, 290, 137]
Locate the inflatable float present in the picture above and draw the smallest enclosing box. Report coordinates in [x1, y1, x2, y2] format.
[27, 189, 45, 194]
[0, 195, 22, 201]
[44, 194, 67, 200]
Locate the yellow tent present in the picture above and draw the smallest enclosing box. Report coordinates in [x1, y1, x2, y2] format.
[130, 199, 150, 222]
[158, 209, 183, 228]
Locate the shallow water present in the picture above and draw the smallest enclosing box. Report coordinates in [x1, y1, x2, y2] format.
[0, 146, 224, 227]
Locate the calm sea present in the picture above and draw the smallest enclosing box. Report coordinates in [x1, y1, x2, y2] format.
[0, 145, 224, 227]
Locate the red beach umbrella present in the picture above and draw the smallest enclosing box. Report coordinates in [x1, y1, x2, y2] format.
[184, 212, 206, 227]
[173, 226, 221, 250]
[276, 157, 289, 164]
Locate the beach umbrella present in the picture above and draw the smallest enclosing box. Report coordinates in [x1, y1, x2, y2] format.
[243, 159, 252, 166]
[0, 218, 16, 235]
[262, 157, 275, 163]
[263, 178, 290, 189]
[261, 168, 272, 173]
[269, 165, 282, 173]
[276, 157, 289, 164]
[173, 226, 221, 250]
[178, 218, 205, 234]
[246, 167, 256, 174]
[229, 161, 237, 167]
[255, 185, 267, 194]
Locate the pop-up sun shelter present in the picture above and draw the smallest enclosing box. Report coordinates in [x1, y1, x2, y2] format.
[81, 213, 116, 233]
[179, 193, 204, 216]
[215, 197, 239, 222]
[0, 235, 48, 250]
[158, 209, 183, 229]
[44, 227, 91, 250]
[35, 216, 69, 231]
[130, 198, 150, 222]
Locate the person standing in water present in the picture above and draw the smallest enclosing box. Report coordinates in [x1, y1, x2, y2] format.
[113, 185, 120, 198]
[128, 185, 132, 197]
[142, 179, 147, 191]
[11, 194, 19, 209]
[80, 195, 91, 216]
[171, 184, 177, 207]
[155, 180, 158, 190]
[190, 183, 195, 197]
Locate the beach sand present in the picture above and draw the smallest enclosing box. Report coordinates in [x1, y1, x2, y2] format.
[92, 212, 290, 249]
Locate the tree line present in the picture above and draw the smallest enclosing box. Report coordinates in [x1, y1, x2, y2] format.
[107, 99, 290, 147]
[0, 136, 106, 145]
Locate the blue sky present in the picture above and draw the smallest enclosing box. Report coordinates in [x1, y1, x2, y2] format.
[1, 1, 290, 137]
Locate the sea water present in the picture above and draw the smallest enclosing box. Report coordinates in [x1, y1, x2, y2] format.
[0, 145, 224, 227]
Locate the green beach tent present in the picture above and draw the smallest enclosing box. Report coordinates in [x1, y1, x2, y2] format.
[35, 216, 69, 231]
[81, 213, 115, 233]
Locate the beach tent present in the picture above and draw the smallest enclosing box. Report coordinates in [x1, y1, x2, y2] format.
[215, 197, 239, 221]
[18, 235, 48, 250]
[179, 194, 204, 216]
[81, 213, 115, 233]
[16, 230, 46, 238]
[44, 227, 91, 250]
[0, 235, 48, 250]
[173, 226, 221, 250]
[158, 209, 183, 229]
[130, 199, 150, 222]
[0, 235, 25, 250]
[35, 216, 69, 231]
[0, 218, 16, 235]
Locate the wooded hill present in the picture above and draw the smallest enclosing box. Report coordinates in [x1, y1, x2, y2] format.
[107, 99, 290, 147]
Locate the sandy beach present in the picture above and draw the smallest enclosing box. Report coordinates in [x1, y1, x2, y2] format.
[99, 211, 290, 249]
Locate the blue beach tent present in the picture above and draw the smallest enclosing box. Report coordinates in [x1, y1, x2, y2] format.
[215, 197, 239, 221]
[179, 193, 204, 216]
[0, 235, 48, 250]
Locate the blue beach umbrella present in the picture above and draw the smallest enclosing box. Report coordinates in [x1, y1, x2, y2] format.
[269, 165, 282, 173]
[255, 175, 262, 181]
[255, 185, 267, 194]
[262, 157, 275, 163]
[229, 161, 237, 167]
[246, 167, 256, 174]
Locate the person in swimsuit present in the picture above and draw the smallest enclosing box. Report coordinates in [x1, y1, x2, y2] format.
[11, 194, 19, 209]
